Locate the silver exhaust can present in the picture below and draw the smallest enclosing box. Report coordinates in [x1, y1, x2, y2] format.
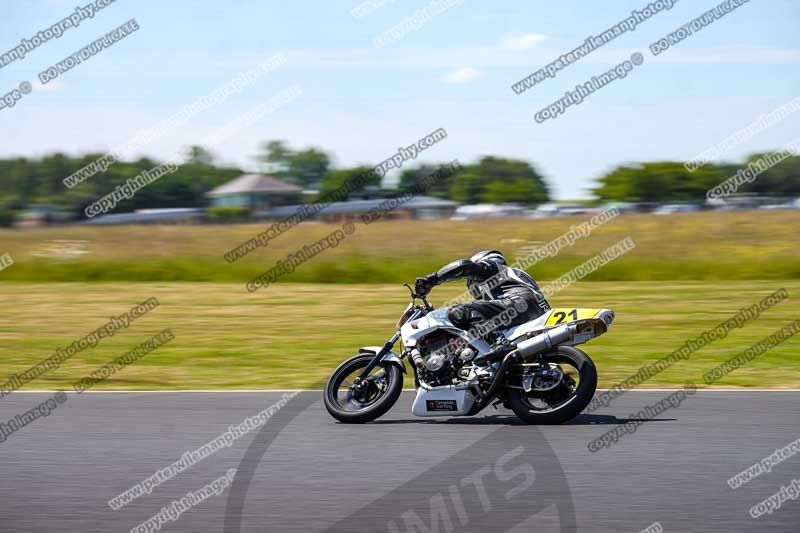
[515, 324, 575, 360]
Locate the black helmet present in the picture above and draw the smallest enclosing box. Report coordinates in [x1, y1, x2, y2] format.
[470, 250, 506, 265]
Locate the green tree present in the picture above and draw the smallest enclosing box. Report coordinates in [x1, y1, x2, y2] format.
[593, 162, 726, 202]
[450, 170, 483, 203]
[0, 152, 242, 219]
[318, 166, 380, 201]
[398, 163, 457, 198]
[0, 199, 14, 227]
[287, 148, 330, 189]
[481, 179, 543, 203]
[184, 146, 215, 166]
[739, 153, 800, 197]
[258, 140, 292, 174]
[448, 157, 549, 205]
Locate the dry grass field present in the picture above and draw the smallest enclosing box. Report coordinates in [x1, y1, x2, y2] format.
[0, 210, 797, 282]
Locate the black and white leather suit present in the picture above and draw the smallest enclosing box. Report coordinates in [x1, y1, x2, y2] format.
[416, 251, 550, 338]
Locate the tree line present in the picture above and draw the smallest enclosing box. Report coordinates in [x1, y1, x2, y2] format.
[0, 140, 797, 225]
[592, 154, 800, 202]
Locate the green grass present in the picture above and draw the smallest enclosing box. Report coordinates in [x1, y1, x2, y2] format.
[1, 281, 798, 390]
[0, 210, 798, 282]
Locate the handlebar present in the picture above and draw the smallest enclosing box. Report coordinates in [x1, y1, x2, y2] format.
[403, 282, 434, 311]
[420, 294, 433, 311]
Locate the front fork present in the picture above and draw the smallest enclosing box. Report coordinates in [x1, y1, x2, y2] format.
[356, 330, 402, 382]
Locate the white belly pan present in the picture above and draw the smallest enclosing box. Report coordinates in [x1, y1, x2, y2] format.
[412, 385, 476, 417]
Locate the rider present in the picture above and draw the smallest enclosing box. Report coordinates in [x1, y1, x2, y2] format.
[414, 250, 550, 344]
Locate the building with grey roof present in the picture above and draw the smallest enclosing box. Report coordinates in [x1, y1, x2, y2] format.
[206, 174, 303, 210]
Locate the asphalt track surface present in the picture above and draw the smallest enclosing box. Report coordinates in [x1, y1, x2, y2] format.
[1, 391, 798, 532]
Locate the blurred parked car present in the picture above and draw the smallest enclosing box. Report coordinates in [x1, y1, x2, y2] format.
[653, 204, 700, 215]
[451, 204, 527, 220]
[532, 203, 590, 217]
[759, 199, 800, 210]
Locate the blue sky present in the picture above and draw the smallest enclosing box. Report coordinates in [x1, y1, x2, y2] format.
[1, 0, 798, 198]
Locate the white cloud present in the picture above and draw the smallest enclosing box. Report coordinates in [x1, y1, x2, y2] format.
[33, 80, 64, 92]
[500, 33, 548, 51]
[200, 43, 800, 74]
[443, 67, 481, 84]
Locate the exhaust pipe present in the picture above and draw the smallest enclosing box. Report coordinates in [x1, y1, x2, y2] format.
[515, 324, 575, 361]
[474, 324, 576, 410]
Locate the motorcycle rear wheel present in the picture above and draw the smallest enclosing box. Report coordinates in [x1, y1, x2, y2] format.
[324, 353, 403, 423]
[508, 346, 597, 425]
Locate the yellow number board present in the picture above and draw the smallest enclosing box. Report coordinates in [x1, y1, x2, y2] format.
[545, 308, 601, 326]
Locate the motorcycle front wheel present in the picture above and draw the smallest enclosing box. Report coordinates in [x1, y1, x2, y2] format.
[507, 346, 597, 425]
[323, 353, 403, 423]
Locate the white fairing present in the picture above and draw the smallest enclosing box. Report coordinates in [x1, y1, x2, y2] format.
[401, 308, 492, 354]
[412, 385, 477, 417]
[401, 308, 452, 347]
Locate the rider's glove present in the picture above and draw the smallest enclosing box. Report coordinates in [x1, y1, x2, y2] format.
[414, 274, 436, 297]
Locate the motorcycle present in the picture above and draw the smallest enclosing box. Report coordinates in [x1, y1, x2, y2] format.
[324, 283, 614, 424]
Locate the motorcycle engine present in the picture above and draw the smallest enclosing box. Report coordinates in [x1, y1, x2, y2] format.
[413, 331, 473, 387]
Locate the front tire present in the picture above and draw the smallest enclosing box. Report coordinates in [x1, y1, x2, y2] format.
[324, 353, 403, 423]
[508, 346, 597, 425]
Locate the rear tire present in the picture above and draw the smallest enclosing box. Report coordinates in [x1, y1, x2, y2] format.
[508, 346, 597, 425]
[324, 353, 403, 423]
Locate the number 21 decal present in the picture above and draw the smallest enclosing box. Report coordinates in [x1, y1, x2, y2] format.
[553, 309, 578, 324]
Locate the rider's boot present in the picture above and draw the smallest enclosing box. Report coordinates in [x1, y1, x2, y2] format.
[473, 336, 514, 366]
